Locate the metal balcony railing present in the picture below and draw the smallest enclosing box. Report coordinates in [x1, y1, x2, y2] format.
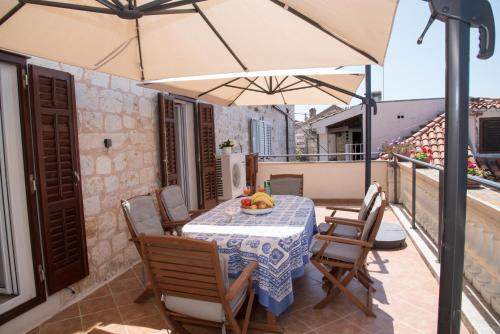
[392, 153, 500, 262]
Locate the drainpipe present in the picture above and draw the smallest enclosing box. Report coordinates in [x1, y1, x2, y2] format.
[284, 110, 290, 162]
[365, 65, 372, 193]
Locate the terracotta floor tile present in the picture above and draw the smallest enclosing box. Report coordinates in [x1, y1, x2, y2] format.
[315, 317, 368, 334]
[81, 308, 123, 331]
[83, 285, 112, 301]
[125, 314, 169, 334]
[39, 317, 83, 334]
[78, 295, 116, 316]
[109, 277, 144, 295]
[113, 288, 148, 306]
[46, 304, 80, 323]
[115, 269, 137, 281]
[291, 304, 343, 330]
[277, 314, 312, 334]
[25, 326, 40, 334]
[118, 301, 159, 321]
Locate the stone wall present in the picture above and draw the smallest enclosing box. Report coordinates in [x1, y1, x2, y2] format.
[2, 57, 294, 332]
[397, 162, 500, 316]
[214, 104, 295, 160]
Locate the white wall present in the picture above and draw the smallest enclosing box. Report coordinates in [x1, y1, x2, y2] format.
[311, 98, 446, 157]
[256, 161, 388, 199]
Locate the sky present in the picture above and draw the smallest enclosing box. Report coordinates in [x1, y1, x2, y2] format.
[295, 0, 500, 121]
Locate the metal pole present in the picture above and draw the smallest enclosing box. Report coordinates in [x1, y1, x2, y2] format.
[437, 17, 470, 334]
[364, 65, 372, 193]
[438, 170, 444, 263]
[284, 111, 290, 162]
[411, 163, 416, 229]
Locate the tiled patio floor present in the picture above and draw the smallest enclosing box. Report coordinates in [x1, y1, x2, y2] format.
[26, 207, 469, 334]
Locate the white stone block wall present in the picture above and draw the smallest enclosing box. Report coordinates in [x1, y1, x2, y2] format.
[397, 162, 500, 316]
[214, 104, 295, 160]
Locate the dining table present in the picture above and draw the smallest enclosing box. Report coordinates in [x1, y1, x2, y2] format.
[182, 195, 318, 332]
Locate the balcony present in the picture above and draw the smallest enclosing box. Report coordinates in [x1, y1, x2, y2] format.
[22, 157, 500, 334]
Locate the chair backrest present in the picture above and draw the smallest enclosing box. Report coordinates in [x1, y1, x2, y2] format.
[157, 185, 190, 221]
[139, 235, 228, 304]
[121, 195, 164, 255]
[360, 192, 387, 242]
[358, 182, 382, 220]
[270, 174, 304, 196]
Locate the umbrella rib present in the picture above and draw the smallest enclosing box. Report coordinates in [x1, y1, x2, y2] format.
[138, 0, 174, 11]
[297, 75, 364, 102]
[19, 0, 116, 14]
[153, 0, 205, 11]
[297, 76, 350, 104]
[95, 0, 120, 11]
[243, 77, 267, 93]
[269, 0, 378, 64]
[272, 76, 288, 93]
[197, 77, 241, 98]
[0, 3, 25, 26]
[144, 9, 197, 15]
[277, 79, 303, 91]
[193, 3, 247, 71]
[134, 1, 145, 81]
[225, 85, 267, 94]
[228, 77, 258, 106]
[109, 0, 124, 9]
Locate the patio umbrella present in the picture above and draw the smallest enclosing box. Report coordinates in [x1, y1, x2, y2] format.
[144, 69, 365, 106]
[0, 0, 398, 81]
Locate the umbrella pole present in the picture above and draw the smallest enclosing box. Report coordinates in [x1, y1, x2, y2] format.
[364, 65, 372, 192]
[438, 16, 470, 334]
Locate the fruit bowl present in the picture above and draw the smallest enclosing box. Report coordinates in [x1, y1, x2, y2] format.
[241, 207, 274, 215]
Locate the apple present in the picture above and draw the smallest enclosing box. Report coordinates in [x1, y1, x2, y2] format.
[257, 185, 265, 192]
[256, 201, 267, 209]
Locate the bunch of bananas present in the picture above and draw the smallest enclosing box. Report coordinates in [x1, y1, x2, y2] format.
[251, 191, 275, 209]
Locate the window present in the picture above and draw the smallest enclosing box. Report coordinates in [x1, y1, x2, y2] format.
[479, 117, 500, 153]
[250, 119, 272, 155]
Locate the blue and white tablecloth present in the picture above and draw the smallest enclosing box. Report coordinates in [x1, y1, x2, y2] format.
[182, 195, 317, 316]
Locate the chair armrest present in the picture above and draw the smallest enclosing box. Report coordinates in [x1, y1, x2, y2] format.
[189, 209, 209, 218]
[161, 220, 191, 229]
[326, 206, 360, 213]
[325, 217, 365, 227]
[225, 262, 257, 301]
[315, 234, 372, 247]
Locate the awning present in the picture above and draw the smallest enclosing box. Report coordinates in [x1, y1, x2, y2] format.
[0, 0, 398, 81]
[144, 69, 364, 106]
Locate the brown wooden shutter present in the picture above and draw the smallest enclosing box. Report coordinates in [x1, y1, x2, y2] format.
[197, 103, 217, 209]
[479, 117, 500, 153]
[29, 65, 88, 295]
[158, 93, 178, 186]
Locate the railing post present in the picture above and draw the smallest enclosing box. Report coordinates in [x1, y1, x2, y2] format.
[438, 170, 444, 263]
[412, 162, 416, 229]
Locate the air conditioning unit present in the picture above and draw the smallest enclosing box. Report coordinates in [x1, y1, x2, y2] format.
[216, 154, 246, 201]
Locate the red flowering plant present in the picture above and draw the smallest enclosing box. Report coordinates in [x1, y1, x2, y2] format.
[467, 160, 492, 178]
[414, 147, 433, 163]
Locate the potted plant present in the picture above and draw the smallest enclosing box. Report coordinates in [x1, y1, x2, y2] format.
[378, 138, 414, 160]
[413, 147, 433, 168]
[219, 139, 235, 155]
[466, 161, 491, 189]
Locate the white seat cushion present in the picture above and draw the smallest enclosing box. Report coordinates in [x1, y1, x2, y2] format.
[318, 223, 359, 238]
[123, 196, 164, 235]
[160, 185, 190, 221]
[163, 278, 248, 322]
[311, 240, 362, 263]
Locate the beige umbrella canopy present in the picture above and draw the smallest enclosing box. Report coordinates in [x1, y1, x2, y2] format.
[144, 69, 364, 106]
[0, 0, 398, 81]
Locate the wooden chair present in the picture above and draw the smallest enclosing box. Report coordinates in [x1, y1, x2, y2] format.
[121, 194, 179, 303]
[318, 182, 382, 238]
[310, 192, 387, 316]
[269, 174, 304, 196]
[139, 235, 257, 334]
[155, 185, 208, 235]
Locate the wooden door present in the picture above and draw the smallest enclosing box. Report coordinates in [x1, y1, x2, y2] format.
[29, 65, 88, 295]
[158, 93, 178, 186]
[197, 103, 217, 209]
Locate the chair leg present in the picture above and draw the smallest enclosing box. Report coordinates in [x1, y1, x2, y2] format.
[312, 259, 375, 317]
[242, 291, 255, 334]
[134, 284, 153, 303]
